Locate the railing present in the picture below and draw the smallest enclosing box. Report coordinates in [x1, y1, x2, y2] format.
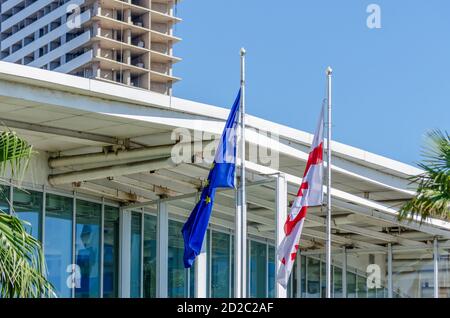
[54, 48, 92, 73]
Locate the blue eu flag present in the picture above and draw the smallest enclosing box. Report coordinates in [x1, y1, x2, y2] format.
[182, 90, 241, 268]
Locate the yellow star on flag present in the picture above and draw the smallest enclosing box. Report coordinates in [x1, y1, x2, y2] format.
[205, 196, 211, 204]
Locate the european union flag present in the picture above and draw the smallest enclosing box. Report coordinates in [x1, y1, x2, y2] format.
[182, 90, 241, 268]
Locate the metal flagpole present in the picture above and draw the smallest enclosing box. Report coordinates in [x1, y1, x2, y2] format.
[235, 48, 247, 298]
[325, 66, 333, 298]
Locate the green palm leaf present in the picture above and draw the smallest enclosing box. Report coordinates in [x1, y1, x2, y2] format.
[0, 130, 56, 297]
[399, 129, 450, 221]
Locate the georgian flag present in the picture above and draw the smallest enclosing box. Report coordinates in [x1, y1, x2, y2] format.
[277, 107, 324, 288]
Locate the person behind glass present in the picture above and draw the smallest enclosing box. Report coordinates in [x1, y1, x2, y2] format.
[76, 225, 97, 297]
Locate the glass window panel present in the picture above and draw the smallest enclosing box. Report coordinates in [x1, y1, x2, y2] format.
[44, 193, 73, 298]
[168, 220, 189, 297]
[130, 212, 142, 298]
[13, 188, 42, 239]
[249, 241, 267, 298]
[320, 259, 327, 298]
[306, 257, 320, 298]
[0, 185, 10, 213]
[392, 248, 434, 298]
[189, 264, 195, 298]
[230, 235, 234, 297]
[268, 245, 275, 298]
[75, 199, 101, 298]
[291, 255, 298, 298]
[211, 231, 230, 297]
[143, 214, 157, 298]
[357, 275, 367, 298]
[103, 206, 119, 298]
[439, 247, 450, 298]
[333, 266, 343, 298]
[300, 255, 306, 298]
[347, 271, 356, 298]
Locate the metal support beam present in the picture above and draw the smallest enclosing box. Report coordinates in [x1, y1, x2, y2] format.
[275, 173, 287, 298]
[156, 201, 169, 298]
[0, 117, 123, 145]
[119, 209, 131, 298]
[48, 157, 175, 185]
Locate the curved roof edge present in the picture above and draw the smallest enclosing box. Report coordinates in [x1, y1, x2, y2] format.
[0, 61, 422, 178]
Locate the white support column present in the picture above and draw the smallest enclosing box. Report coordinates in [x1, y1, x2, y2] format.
[387, 243, 393, 298]
[434, 238, 439, 298]
[275, 173, 287, 298]
[156, 201, 169, 298]
[194, 240, 207, 298]
[119, 208, 131, 298]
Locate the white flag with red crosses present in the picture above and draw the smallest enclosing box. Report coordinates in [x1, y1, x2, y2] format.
[276, 107, 324, 288]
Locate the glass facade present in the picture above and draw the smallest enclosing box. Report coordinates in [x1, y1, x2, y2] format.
[13, 188, 42, 239]
[393, 249, 434, 298]
[75, 199, 101, 298]
[103, 206, 119, 298]
[143, 214, 157, 298]
[249, 240, 267, 298]
[210, 231, 231, 297]
[3, 182, 450, 298]
[44, 193, 73, 298]
[0, 184, 9, 213]
[168, 220, 192, 298]
[130, 212, 142, 298]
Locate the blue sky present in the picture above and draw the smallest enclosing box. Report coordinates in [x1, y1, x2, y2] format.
[173, 0, 450, 166]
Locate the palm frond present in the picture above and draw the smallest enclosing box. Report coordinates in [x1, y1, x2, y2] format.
[0, 130, 55, 297]
[399, 129, 450, 221]
[0, 213, 56, 297]
[0, 130, 34, 184]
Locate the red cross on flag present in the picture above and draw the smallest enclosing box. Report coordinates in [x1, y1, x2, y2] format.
[277, 107, 325, 288]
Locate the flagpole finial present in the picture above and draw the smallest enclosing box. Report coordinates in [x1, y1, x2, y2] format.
[326, 66, 333, 75]
[240, 47, 246, 56]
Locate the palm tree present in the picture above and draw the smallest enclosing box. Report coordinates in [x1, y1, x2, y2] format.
[0, 130, 55, 297]
[399, 130, 450, 221]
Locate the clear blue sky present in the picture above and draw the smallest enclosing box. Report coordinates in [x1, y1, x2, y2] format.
[173, 0, 450, 166]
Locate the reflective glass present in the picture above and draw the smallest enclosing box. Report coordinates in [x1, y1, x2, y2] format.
[168, 220, 189, 297]
[249, 240, 267, 298]
[439, 247, 450, 298]
[75, 199, 101, 298]
[211, 231, 230, 297]
[346, 271, 356, 298]
[13, 188, 42, 239]
[103, 206, 119, 298]
[392, 248, 434, 298]
[143, 214, 157, 298]
[357, 275, 367, 298]
[268, 245, 275, 298]
[130, 212, 142, 298]
[0, 185, 9, 213]
[44, 193, 73, 297]
[333, 266, 343, 298]
[306, 257, 320, 298]
[300, 255, 306, 298]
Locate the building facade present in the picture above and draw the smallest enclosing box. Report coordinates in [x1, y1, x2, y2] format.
[0, 0, 181, 95]
[0, 62, 449, 298]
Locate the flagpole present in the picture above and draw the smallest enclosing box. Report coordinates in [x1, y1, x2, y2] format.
[325, 66, 333, 299]
[235, 48, 247, 298]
